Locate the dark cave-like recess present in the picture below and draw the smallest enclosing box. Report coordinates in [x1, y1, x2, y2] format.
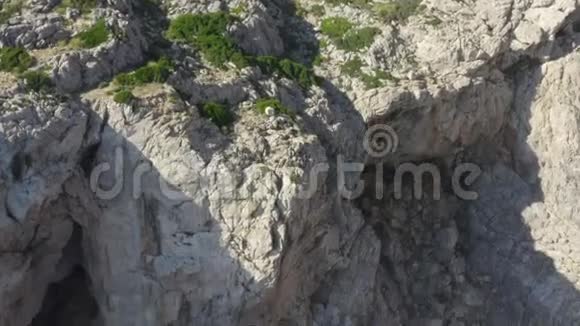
[29, 266, 99, 326]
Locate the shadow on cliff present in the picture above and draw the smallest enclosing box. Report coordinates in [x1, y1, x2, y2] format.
[356, 35, 580, 324]
[28, 109, 262, 326]
[29, 1, 580, 326]
[462, 53, 580, 324]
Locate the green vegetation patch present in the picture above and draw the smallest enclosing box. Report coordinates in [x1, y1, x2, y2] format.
[374, 0, 424, 23]
[313, 54, 324, 66]
[340, 57, 364, 76]
[310, 4, 325, 17]
[321, 17, 379, 51]
[0, 0, 24, 24]
[326, 0, 371, 8]
[166, 13, 247, 68]
[166, 12, 320, 88]
[166, 12, 232, 41]
[200, 102, 234, 127]
[359, 70, 397, 89]
[341, 57, 397, 89]
[21, 70, 53, 93]
[69, 19, 109, 49]
[56, 0, 97, 15]
[0, 47, 33, 73]
[114, 57, 173, 87]
[324, 0, 424, 23]
[112, 57, 173, 104]
[255, 98, 294, 117]
[337, 27, 380, 51]
[320, 17, 353, 40]
[253, 56, 318, 89]
[113, 89, 135, 104]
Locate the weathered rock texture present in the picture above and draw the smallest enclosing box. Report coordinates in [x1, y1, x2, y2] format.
[2, 0, 580, 325]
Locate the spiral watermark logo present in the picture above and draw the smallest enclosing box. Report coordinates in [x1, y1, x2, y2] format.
[364, 124, 399, 157]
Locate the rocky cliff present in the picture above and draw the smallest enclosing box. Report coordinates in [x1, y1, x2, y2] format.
[1, 0, 580, 325]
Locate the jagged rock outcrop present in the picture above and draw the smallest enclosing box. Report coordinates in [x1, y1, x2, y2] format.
[229, 1, 285, 56]
[0, 13, 69, 48]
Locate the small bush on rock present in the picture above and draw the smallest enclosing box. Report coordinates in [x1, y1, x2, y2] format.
[340, 57, 364, 77]
[0, 0, 23, 24]
[56, 0, 97, 15]
[341, 57, 396, 89]
[253, 56, 318, 89]
[194, 34, 247, 68]
[321, 17, 379, 51]
[375, 0, 424, 23]
[21, 70, 53, 93]
[200, 102, 234, 127]
[310, 4, 325, 17]
[255, 98, 293, 117]
[167, 12, 321, 88]
[114, 57, 173, 87]
[70, 19, 109, 49]
[337, 27, 380, 51]
[0, 47, 33, 73]
[326, 0, 371, 7]
[320, 17, 353, 40]
[112, 57, 173, 104]
[167, 12, 232, 42]
[113, 89, 135, 104]
[167, 13, 248, 69]
[278, 59, 318, 88]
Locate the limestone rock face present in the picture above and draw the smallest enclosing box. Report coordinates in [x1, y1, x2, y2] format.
[0, 13, 69, 49]
[229, 1, 285, 56]
[2, 0, 580, 326]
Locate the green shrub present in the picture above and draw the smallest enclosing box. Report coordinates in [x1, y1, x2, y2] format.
[254, 56, 279, 74]
[229, 52, 250, 69]
[0, 47, 33, 73]
[113, 89, 135, 104]
[253, 56, 318, 89]
[310, 4, 325, 17]
[337, 27, 380, 51]
[326, 0, 371, 7]
[321, 17, 379, 52]
[21, 70, 53, 92]
[200, 102, 234, 127]
[341, 58, 396, 89]
[114, 57, 173, 87]
[374, 69, 397, 82]
[194, 34, 244, 68]
[255, 98, 293, 117]
[294, 2, 307, 16]
[166, 12, 232, 42]
[167, 13, 247, 69]
[70, 19, 109, 48]
[374, 0, 424, 23]
[340, 57, 364, 77]
[166, 12, 320, 87]
[0, 0, 23, 24]
[320, 17, 353, 40]
[360, 72, 384, 89]
[278, 59, 317, 88]
[132, 57, 173, 84]
[313, 54, 324, 66]
[56, 0, 97, 15]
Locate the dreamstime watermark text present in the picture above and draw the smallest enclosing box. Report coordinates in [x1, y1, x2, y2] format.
[89, 124, 482, 201]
